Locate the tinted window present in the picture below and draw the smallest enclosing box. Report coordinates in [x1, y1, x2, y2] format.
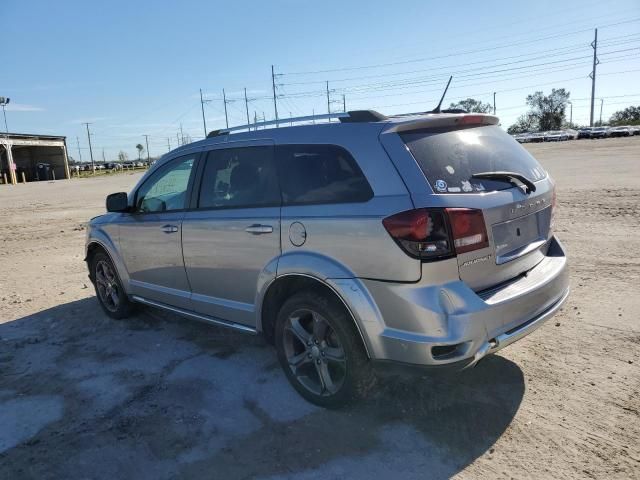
[277, 144, 373, 205]
[198, 146, 280, 208]
[136, 156, 195, 212]
[401, 125, 547, 194]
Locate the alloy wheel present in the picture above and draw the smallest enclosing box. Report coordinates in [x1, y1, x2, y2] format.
[282, 308, 347, 396]
[95, 260, 120, 312]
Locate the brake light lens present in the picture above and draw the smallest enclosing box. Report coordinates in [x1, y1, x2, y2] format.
[446, 208, 489, 254]
[456, 115, 495, 126]
[382, 209, 452, 259]
[382, 207, 489, 259]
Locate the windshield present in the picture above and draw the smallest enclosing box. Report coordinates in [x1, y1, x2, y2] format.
[401, 125, 547, 194]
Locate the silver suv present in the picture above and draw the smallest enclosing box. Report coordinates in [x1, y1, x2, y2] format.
[85, 111, 569, 407]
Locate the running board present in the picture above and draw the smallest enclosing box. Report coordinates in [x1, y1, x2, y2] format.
[131, 295, 258, 334]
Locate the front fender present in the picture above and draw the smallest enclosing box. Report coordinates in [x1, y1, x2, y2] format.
[86, 224, 132, 294]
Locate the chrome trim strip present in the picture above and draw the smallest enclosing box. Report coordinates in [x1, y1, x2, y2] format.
[131, 295, 257, 334]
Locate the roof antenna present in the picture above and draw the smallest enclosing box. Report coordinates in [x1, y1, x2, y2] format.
[430, 76, 453, 113]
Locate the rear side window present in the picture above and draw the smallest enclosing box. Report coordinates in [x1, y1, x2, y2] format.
[198, 146, 280, 209]
[277, 144, 373, 205]
[401, 125, 547, 194]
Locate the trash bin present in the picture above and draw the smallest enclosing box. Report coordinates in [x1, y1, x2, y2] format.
[36, 163, 51, 181]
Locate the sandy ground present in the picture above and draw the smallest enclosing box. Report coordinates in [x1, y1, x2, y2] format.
[0, 137, 639, 479]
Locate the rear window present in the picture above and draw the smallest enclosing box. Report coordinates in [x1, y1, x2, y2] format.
[277, 144, 373, 205]
[401, 125, 547, 194]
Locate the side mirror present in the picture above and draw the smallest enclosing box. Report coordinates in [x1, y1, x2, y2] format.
[106, 192, 129, 212]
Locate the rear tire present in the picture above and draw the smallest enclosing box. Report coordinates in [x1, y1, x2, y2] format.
[275, 290, 375, 408]
[90, 251, 134, 320]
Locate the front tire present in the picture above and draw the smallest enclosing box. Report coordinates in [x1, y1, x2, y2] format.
[90, 251, 134, 320]
[275, 290, 375, 408]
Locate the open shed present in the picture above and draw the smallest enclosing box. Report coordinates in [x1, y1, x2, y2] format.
[0, 133, 70, 184]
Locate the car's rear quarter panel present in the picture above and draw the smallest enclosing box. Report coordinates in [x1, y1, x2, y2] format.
[272, 124, 420, 282]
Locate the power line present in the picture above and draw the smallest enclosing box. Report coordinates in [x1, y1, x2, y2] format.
[280, 47, 639, 99]
[280, 17, 640, 76]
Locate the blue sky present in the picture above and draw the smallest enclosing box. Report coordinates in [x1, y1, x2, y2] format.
[3, 0, 640, 161]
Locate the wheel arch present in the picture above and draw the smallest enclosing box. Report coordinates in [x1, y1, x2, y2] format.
[85, 236, 131, 293]
[259, 273, 378, 359]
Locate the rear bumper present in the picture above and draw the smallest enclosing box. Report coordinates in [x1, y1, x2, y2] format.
[354, 236, 569, 368]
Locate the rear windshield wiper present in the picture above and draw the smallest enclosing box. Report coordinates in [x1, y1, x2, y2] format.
[471, 171, 537, 193]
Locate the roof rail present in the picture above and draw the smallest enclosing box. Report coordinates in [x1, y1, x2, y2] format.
[207, 112, 348, 137]
[206, 110, 388, 138]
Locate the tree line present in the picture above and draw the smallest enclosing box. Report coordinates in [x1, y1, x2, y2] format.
[447, 93, 639, 133]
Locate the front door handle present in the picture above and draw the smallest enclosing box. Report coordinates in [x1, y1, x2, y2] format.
[161, 224, 179, 233]
[245, 224, 273, 235]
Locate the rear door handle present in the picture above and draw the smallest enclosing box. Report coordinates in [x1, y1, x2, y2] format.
[161, 224, 179, 233]
[245, 224, 273, 235]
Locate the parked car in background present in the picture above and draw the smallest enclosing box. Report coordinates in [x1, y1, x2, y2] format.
[564, 129, 579, 140]
[608, 125, 632, 137]
[514, 133, 531, 143]
[543, 130, 569, 142]
[577, 127, 593, 139]
[122, 162, 135, 169]
[590, 127, 610, 139]
[528, 132, 545, 143]
[86, 110, 569, 407]
[628, 125, 640, 136]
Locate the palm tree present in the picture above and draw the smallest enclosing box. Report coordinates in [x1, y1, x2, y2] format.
[135, 144, 144, 160]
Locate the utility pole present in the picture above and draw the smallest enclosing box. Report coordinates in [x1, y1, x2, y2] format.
[167, 138, 171, 152]
[312, 109, 316, 124]
[589, 28, 599, 126]
[290, 112, 293, 126]
[199, 88, 210, 136]
[599, 98, 604, 125]
[143, 134, 150, 161]
[176, 132, 180, 147]
[568, 101, 573, 126]
[244, 88, 251, 129]
[179, 124, 184, 146]
[82, 122, 95, 171]
[102, 148, 106, 162]
[76, 136, 82, 162]
[343, 94, 346, 113]
[493, 92, 496, 115]
[326, 81, 331, 117]
[222, 88, 229, 128]
[271, 65, 279, 127]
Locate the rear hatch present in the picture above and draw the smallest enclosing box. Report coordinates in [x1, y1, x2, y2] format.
[399, 122, 554, 291]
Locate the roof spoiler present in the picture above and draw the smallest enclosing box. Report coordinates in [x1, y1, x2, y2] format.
[384, 113, 500, 134]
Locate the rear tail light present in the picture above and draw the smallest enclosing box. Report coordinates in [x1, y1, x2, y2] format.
[446, 208, 489, 254]
[382, 209, 452, 259]
[382, 208, 489, 260]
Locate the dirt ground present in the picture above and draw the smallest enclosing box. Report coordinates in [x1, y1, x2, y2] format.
[0, 137, 638, 479]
